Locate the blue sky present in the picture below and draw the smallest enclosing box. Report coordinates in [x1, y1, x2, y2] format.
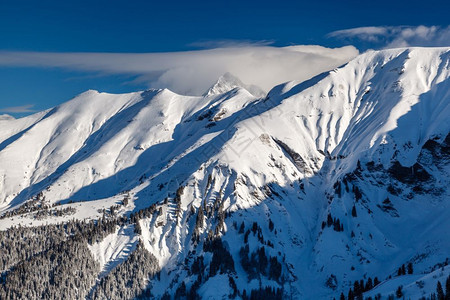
[1, 0, 449, 117]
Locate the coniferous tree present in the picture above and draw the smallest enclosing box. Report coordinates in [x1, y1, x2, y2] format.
[334, 218, 341, 231]
[252, 222, 258, 234]
[353, 280, 361, 297]
[134, 221, 142, 234]
[268, 256, 282, 282]
[445, 275, 450, 300]
[326, 213, 333, 227]
[396, 285, 403, 298]
[244, 229, 250, 243]
[374, 277, 380, 286]
[366, 277, 373, 291]
[397, 264, 406, 276]
[437, 281, 445, 300]
[192, 206, 204, 243]
[175, 282, 187, 300]
[188, 278, 201, 300]
[353, 185, 363, 201]
[348, 288, 354, 300]
[242, 289, 248, 300]
[352, 205, 357, 217]
[239, 222, 245, 234]
[407, 262, 413, 274]
[269, 219, 274, 232]
[206, 238, 235, 276]
[248, 286, 283, 300]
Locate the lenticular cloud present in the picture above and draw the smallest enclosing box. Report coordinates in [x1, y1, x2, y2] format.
[0, 45, 358, 95]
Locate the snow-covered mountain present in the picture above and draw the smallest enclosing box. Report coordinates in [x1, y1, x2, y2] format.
[0, 47, 449, 300]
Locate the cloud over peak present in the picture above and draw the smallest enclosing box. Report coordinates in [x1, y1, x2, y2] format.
[0, 45, 358, 96]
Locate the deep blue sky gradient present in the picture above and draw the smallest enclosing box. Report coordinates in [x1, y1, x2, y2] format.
[1, 0, 449, 116]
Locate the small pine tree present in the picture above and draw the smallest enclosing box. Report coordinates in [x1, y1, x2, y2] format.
[374, 277, 380, 286]
[395, 285, 403, 298]
[134, 222, 142, 235]
[334, 219, 341, 232]
[228, 276, 238, 298]
[252, 222, 258, 234]
[352, 205, 357, 217]
[407, 262, 413, 274]
[239, 222, 245, 234]
[348, 288, 354, 300]
[175, 282, 187, 300]
[353, 185, 363, 201]
[340, 292, 346, 300]
[353, 281, 361, 297]
[436, 281, 444, 300]
[327, 213, 333, 227]
[398, 264, 406, 276]
[445, 275, 450, 299]
[365, 277, 373, 291]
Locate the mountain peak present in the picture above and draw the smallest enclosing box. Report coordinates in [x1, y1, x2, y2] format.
[0, 114, 15, 121]
[203, 72, 266, 98]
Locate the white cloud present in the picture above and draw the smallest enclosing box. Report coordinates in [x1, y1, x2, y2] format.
[0, 104, 35, 113]
[328, 25, 450, 49]
[0, 45, 358, 96]
[188, 39, 274, 49]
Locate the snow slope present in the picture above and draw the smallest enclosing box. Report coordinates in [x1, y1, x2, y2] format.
[88, 225, 139, 277]
[0, 47, 449, 299]
[364, 265, 450, 299]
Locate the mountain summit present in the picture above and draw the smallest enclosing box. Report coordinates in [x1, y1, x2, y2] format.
[204, 72, 266, 98]
[0, 47, 449, 300]
[0, 114, 15, 121]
